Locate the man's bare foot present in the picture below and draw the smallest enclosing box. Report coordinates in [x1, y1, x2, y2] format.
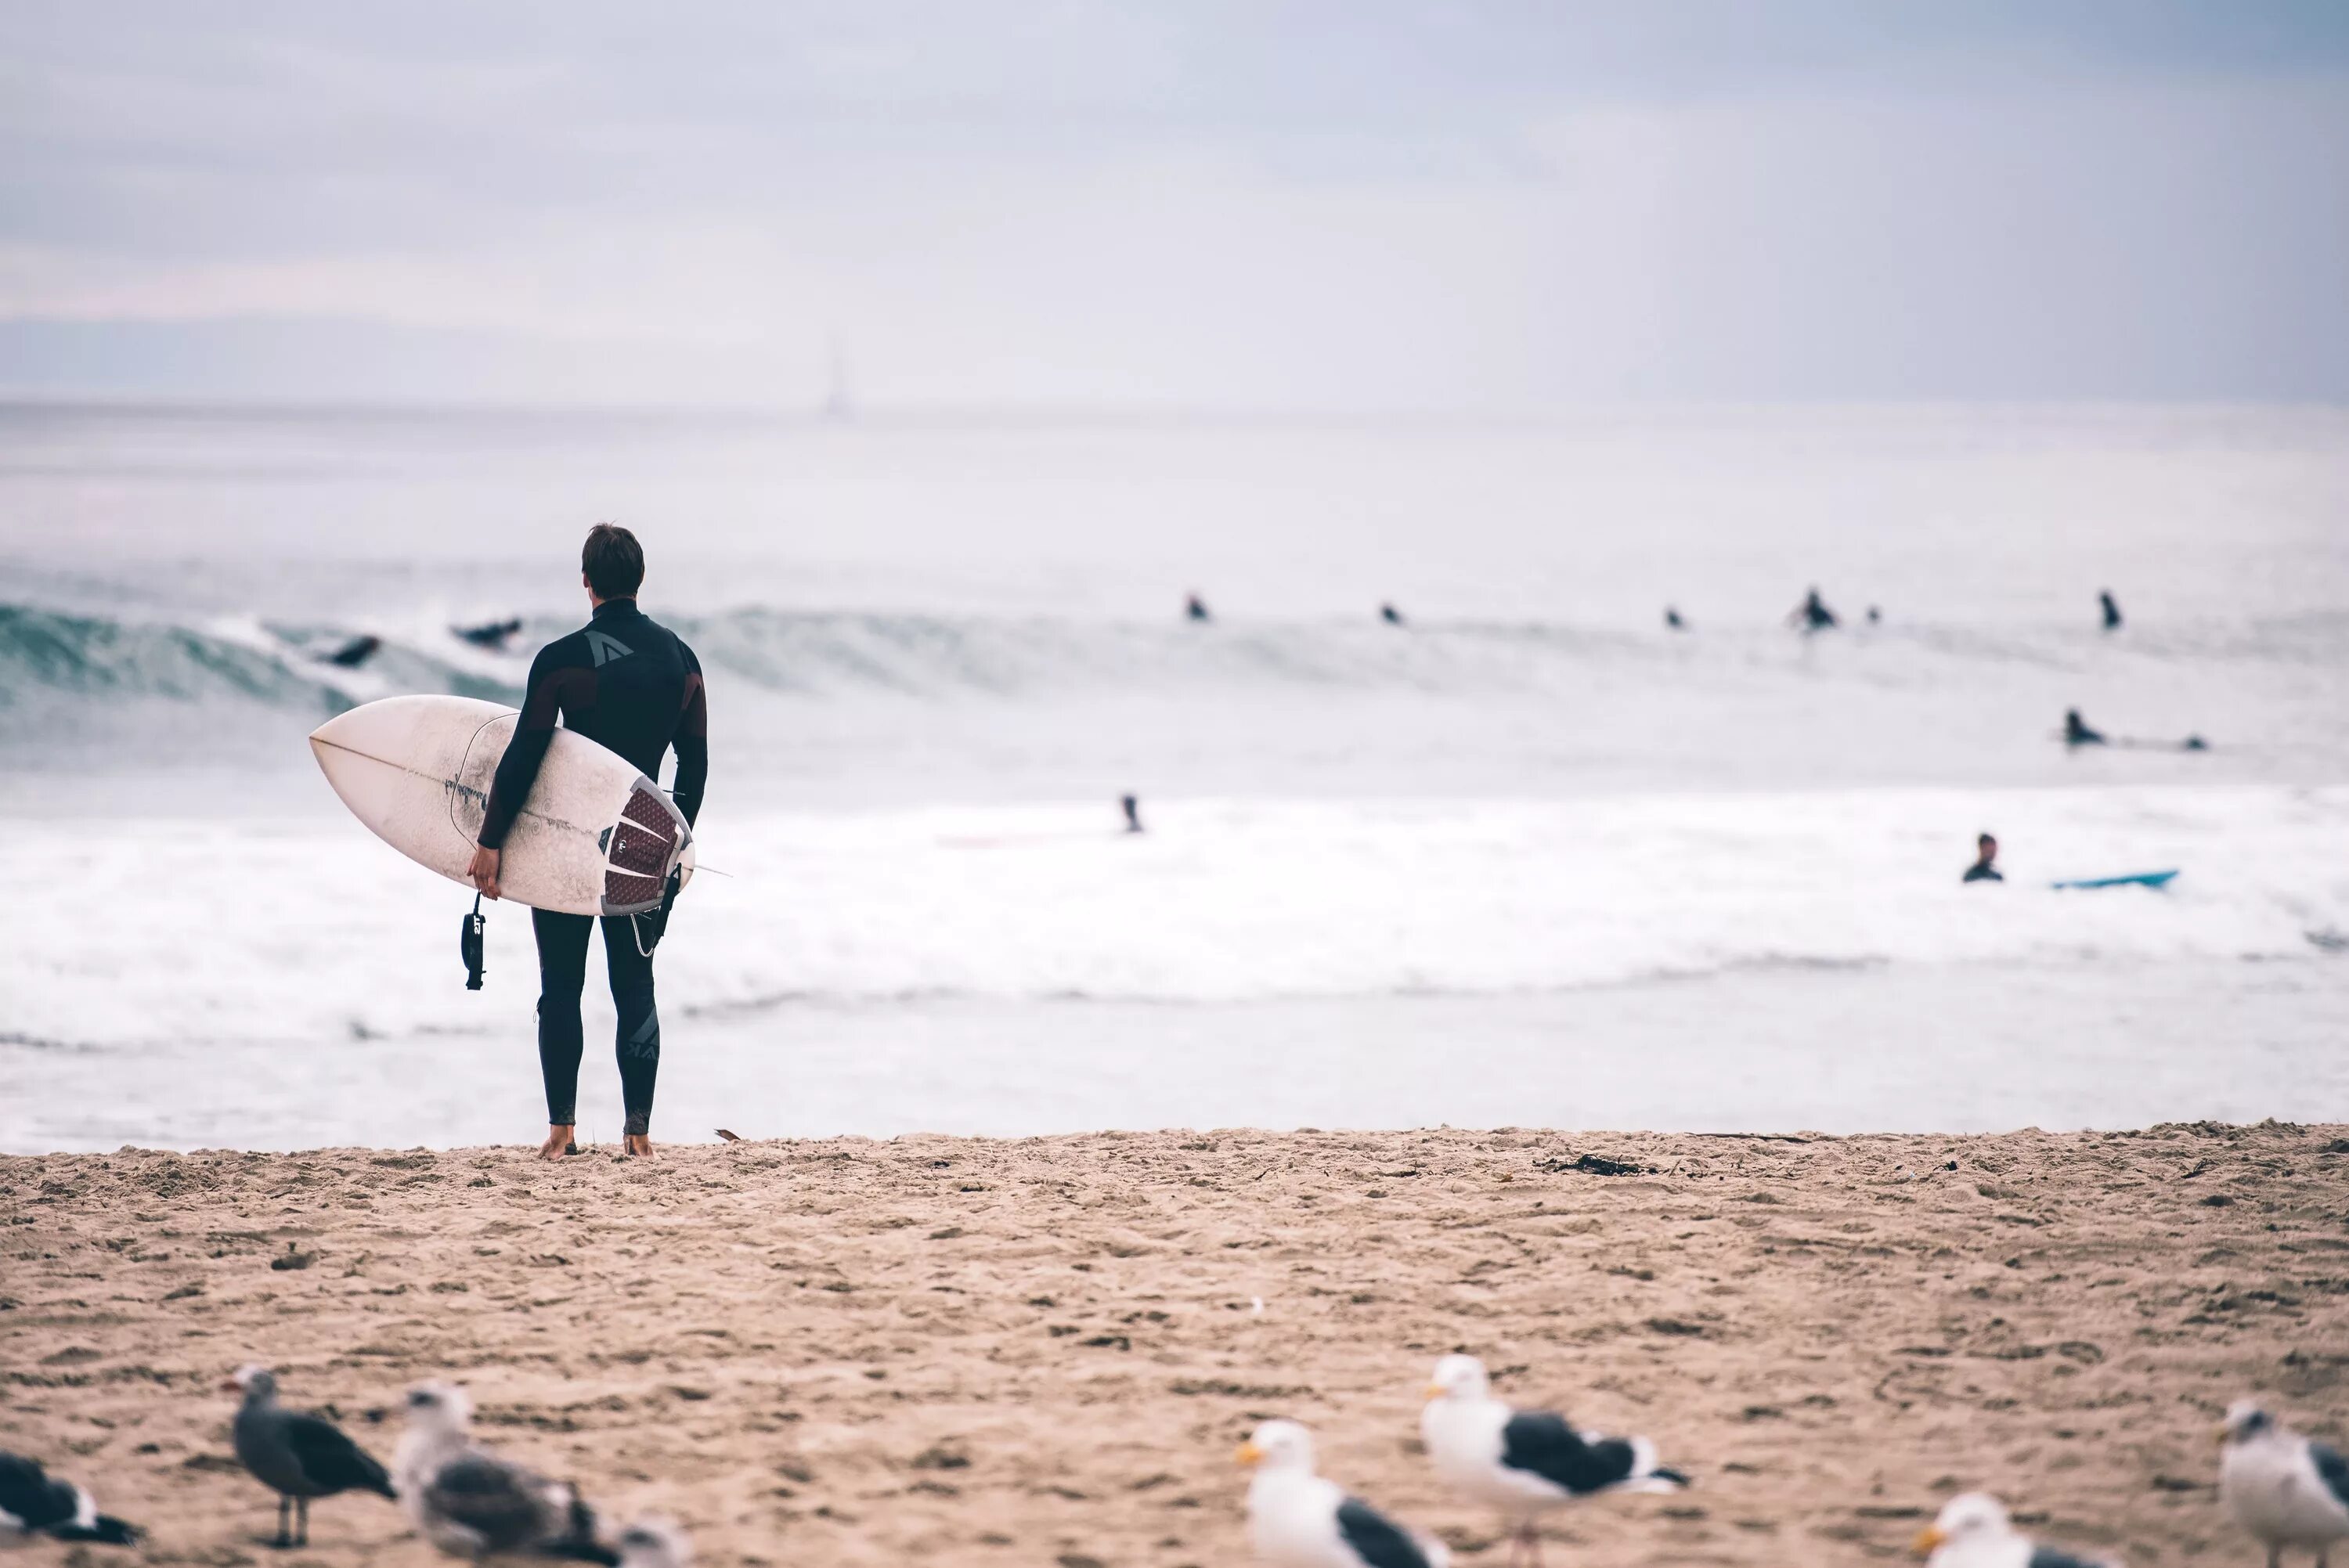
[623, 1134, 654, 1159]
[537, 1125, 576, 1162]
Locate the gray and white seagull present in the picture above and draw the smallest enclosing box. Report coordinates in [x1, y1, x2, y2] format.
[1911, 1492, 2120, 1568]
[227, 1364, 397, 1548]
[2221, 1400, 2349, 1568]
[0, 1450, 141, 1547]
[614, 1518, 691, 1568]
[393, 1381, 618, 1565]
[1420, 1354, 1687, 1567]
[1239, 1419, 1449, 1568]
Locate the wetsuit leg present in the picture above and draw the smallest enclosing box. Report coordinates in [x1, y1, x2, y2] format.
[600, 915, 659, 1137]
[532, 909, 594, 1125]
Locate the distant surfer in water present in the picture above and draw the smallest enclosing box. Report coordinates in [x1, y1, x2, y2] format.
[1788, 587, 1838, 632]
[1380, 602, 1405, 626]
[321, 634, 381, 669]
[1963, 833, 2003, 883]
[467, 524, 709, 1162]
[1185, 592, 1211, 623]
[454, 617, 524, 651]
[1664, 606, 1686, 631]
[2060, 705, 2209, 752]
[1121, 794, 1144, 834]
[2100, 590, 2122, 631]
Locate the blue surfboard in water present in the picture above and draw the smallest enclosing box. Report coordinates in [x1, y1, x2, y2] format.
[2050, 870, 2179, 890]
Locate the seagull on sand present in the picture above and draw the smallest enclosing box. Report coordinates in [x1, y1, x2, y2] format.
[2221, 1400, 2349, 1568]
[394, 1382, 619, 1564]
[227, 1364, 396, 1547]
[1419, 1354, 1687, 1567]
[0, 1450, 141, 1545]
[1239, 1419, 1449, 1568]
[615, 1518, 691, 1568]
[1912, 1493, 2118, 1568]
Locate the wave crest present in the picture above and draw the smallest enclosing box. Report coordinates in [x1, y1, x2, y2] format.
[8, 600, 2346, 716]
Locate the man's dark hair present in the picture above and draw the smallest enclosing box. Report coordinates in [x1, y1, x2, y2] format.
[582, 523, 644, 599]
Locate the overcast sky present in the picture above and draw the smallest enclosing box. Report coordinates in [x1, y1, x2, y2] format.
[4, 1, 2347, 406]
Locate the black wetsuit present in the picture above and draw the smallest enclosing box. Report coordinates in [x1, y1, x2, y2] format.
[479, 598, 708, 1136]
[1963, 863, 2003, 883]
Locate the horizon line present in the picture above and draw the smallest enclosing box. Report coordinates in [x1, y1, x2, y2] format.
[2, 393, 2345, 427]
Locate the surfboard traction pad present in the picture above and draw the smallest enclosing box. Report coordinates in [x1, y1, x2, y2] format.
[601, 780, 690, 916]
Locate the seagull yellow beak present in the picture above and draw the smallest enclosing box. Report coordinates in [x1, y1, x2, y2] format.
[1235, 1440, 1264, 1468]
[2215, 1424, 2233, 1446]
[1425, 1382, 1446, 1400]
[1911, 1527, 1946, 1556]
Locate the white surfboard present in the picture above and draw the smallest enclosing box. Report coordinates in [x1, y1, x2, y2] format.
[309, 694, 695, 917]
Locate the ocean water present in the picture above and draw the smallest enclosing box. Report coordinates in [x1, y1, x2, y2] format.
[3, 403, 2345, 1152]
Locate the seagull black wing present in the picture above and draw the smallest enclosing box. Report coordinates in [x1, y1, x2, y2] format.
[0, 1451, 81, 1533]
[426, 1454, 550, 1552]
[1335, 1497, 1438, 1568]
[2026, 1548, 2107, 1568]
[2311, 1440, 2349, 1512]
[283, 1413, 395, 1498]
[542, 1491, 620, 1566]
[0, 1452, 139, 1544]
[1499, 1413, 1638, 1496]
[51, 1512, 141, 1545]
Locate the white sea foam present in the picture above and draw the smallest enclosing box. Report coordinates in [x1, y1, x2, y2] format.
[5, 788, 2340, 1055]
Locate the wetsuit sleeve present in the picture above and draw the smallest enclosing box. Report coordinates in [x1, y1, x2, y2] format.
[671, 641, 708, 829]
[478, 645, 594, 849]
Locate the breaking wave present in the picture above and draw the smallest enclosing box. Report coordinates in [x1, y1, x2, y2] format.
[6, 600, 2347, 715]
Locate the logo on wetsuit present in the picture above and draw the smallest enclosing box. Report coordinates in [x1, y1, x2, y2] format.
[584, 629, 633, 667]
[624, 1008, 660, 1060]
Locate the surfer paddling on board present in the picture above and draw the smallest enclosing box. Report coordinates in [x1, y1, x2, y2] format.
[466, 524, 709, 1162]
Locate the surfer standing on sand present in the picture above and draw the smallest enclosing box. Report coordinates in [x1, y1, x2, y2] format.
[466, 524, 709, 1162]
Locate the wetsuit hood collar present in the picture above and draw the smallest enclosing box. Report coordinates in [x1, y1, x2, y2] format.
[590, 597, 638, 621]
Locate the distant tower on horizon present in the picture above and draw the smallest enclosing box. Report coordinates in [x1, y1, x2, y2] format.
[824, 333, 853, 421]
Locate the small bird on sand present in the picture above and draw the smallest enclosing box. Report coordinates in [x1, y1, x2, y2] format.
[0, 1451, 141, 1546]
[1420, 1354, 1687, 1567]
[394, 1382, 618, 1564]
[2220, 1400, 2349, 1568]
[228, 1364, 396, 1548]
[615, 1518, 691, 1568]
[1239, 1419, 1449, 1568]
[1911, 1492, 2117, 1568]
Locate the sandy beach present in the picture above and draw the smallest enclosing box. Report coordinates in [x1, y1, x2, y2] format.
[5, 1123, 2347, 1567]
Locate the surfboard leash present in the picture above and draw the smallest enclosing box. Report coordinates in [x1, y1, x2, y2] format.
[461, 894, 487, 990]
